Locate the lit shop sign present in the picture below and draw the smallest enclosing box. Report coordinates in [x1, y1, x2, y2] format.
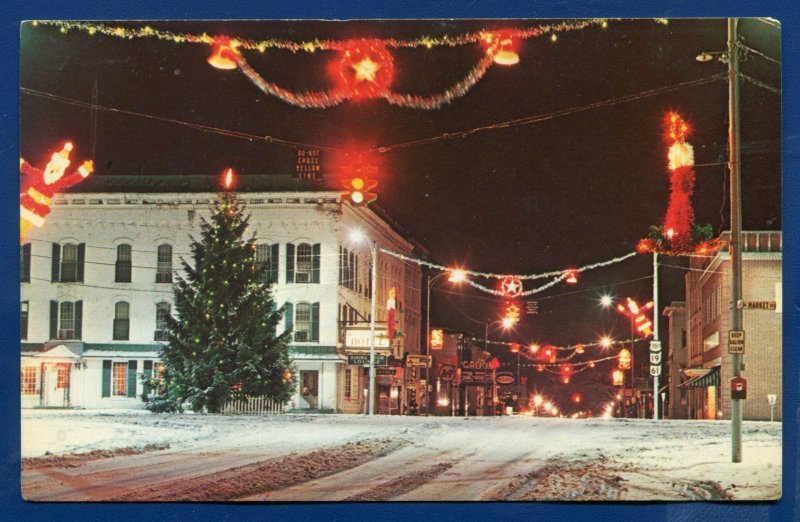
[461, 360, 490, 370]
[430, 329, 444, 350]
[345, 328, 391, 350]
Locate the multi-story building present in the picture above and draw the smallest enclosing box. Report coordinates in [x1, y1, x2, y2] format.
[663, 301, 688, 419]
[680, 231, 782, 421]
[20, 175, 423, 413]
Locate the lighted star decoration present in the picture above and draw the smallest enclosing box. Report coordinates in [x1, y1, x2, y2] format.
[353, 57, 380, 82]
[500, 276, 523, 297]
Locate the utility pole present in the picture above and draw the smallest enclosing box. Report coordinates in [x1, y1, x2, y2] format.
[652, 252, 660, 420]
[728, 17, 744, 464]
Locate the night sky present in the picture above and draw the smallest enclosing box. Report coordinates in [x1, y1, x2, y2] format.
[20, 19, 781, 413]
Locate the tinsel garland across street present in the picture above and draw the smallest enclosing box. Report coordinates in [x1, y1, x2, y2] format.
[32, 19, 628, 110]
[380, 248, 638, 297]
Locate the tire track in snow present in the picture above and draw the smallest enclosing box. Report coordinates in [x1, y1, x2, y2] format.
[345, 461, 456, 500]
[109, 438, 408, 501]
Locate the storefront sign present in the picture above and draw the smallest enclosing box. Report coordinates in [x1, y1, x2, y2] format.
[345, 327, 391, 350]
[460, 369, 492, 385]
[495, 372, 515, 385]
[461, 359, 490, 370]
[430, 329, 444, 350]
[376, 367, 401, 377]
[438, 364, 456, 382]
[347, 353, 387, 366]
[407, 355, 432, 367]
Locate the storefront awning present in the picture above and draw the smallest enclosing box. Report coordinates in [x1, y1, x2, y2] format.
[679, 366, 720, 388]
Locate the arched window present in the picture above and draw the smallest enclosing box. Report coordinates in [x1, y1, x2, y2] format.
[113, 301, 130, 340]
[156, 244, 172, 283]
[115, 244, 132, 282]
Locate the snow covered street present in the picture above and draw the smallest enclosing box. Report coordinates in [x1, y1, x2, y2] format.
[21, 410, 781, 501]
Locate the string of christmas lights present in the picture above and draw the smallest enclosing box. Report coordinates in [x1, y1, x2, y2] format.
[380, 247, 637, 298]
[34, 19, 610, 52]
[33, 19, 616, 110]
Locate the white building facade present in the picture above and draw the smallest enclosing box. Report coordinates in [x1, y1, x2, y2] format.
[20, 177, 423, 412]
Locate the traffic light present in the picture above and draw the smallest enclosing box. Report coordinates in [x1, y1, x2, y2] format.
[342, 159, 378, 206]
[504, 302, 521, 325]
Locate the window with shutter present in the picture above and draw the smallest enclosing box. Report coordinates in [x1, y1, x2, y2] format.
[295, 243, 312, 283]
[21, 301, 29, 340]
[112, 362, 127, 396]
[58, 301, 75, 339]
[255, 244, 271, 283]
[295, 302, 311, 341]
[60, 243, 79, 282]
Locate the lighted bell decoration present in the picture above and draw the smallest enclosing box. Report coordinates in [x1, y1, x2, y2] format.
[612, 369, 624, 386]
[618, 348, 631, 370]
[492, 34, 520, 65]
[208, 41, 239, 70]
[510, 343, 520, 353]
[565, 270, 578, 284]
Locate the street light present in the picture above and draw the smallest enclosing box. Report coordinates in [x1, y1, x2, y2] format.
[425, 268, 466, 415]
[350, 229, 378, 416]
[485, 318, 513, 415]
[600, 295, 613, 308]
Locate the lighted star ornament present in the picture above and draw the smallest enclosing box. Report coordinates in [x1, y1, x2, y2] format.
[20, 141, 93, 243]
[500, 276, 523, 297]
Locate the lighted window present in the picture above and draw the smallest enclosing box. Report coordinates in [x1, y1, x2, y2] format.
[113, 301, 130, 341]
[21, 367, 37, 395]
[156, 244, 172, 283]
[295, 243, 312, 282]
[112, 362, 127, 396]
[59, 301, 75, 339]
[61, 243, 79, 282]
[56, 363, 70, 389]
[115, 244, 132, 282]
[153, 362, 165, 382]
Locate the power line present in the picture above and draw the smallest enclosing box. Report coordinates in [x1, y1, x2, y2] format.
[373, 73, 728, 153]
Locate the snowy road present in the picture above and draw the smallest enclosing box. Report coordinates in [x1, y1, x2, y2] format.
[21, 411, 781, 501]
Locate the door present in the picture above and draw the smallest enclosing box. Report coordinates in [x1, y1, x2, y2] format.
[43, 363, 69, 407]
[299, 370, 319, 409]
[706, 386, 717, 419]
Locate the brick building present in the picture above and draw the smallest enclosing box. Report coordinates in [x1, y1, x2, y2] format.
[680, 231, 782, 421]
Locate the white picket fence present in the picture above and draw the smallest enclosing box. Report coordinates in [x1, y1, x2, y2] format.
[220, 395, 285, 415]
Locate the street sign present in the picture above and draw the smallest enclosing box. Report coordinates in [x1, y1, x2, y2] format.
[461, 369, 492, 385]
[347, 353, 387, 366]
[650, 352, 662, 365]
[649, 340, 662, 353]
[407, 355, 432, 367]
[438, 364, 456, 382]
[728, 330, 745, 354]
[649, 365, 662, 377]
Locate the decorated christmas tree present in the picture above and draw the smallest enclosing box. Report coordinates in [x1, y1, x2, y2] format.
[144, 187, 296, 413]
